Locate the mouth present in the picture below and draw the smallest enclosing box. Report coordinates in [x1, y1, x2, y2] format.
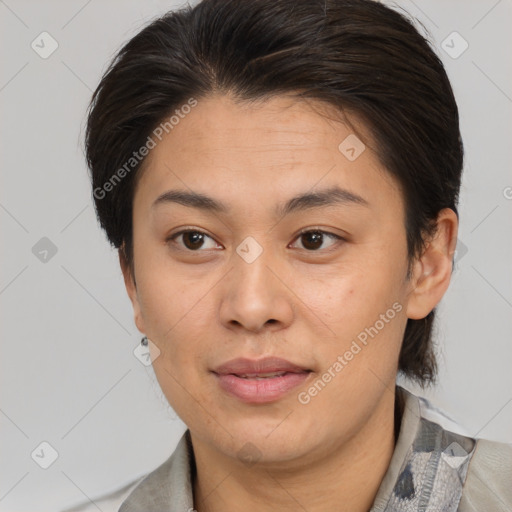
[234, 371, 297, 379]
[212, 357, 312, 404]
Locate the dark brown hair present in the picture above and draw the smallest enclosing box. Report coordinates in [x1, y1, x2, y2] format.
[85, 0, 463, 385]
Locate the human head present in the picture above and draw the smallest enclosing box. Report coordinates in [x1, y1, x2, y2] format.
[86, 0, 462, 396]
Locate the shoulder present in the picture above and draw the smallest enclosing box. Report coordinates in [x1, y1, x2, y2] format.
[60, 477, 144, 512]
[60, 430, 193, 512]
[458, 438, 512, 511]
[397, 387, 512, 511]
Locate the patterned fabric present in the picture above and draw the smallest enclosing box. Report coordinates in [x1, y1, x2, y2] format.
[377, 417, 476, 511]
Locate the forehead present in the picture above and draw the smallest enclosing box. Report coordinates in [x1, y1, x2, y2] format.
[152, 94, 367, 159]
[135, 93, 402, 215]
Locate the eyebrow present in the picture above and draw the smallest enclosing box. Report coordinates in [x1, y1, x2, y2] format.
[152, 185, 369, 217]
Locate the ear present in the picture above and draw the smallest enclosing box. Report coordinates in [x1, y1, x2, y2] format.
[406, 208, 458, 320]
[119, 247, 146, 334]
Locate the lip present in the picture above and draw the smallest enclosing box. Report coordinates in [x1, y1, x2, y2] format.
[212, 357, 311, 404]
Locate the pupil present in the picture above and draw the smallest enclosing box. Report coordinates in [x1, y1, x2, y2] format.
[303, 232, 322, 250]
[184, 232, 204, 250]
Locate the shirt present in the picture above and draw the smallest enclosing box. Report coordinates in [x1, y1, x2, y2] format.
[61, 386, 512, 511]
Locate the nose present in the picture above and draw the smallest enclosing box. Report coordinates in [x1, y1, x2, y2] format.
[219, 242, 294, 334]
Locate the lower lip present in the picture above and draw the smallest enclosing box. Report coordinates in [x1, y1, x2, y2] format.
[213, 372, 310, 404]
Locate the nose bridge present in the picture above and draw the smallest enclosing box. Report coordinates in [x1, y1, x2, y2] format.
[233, 234, 276, 298]
[220, 234, 292, 332]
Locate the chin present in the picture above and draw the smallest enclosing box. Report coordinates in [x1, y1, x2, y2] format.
[223, 417, 316, 462]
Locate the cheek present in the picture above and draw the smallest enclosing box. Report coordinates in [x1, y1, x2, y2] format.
[296, 270, 407, 420]
[141, 275, 213, 419]
[293, 256, 409, 385]
[294, 260, 403, 333]
[134, 266, 209, 374]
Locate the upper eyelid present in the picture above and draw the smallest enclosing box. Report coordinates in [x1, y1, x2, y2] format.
[168, 229, 219, 248]
[292, 230, 343, 249]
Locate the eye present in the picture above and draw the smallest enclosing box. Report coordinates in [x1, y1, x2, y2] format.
[167, 228, 344, 253]
[168, 229, 221, 251]
[290, 229, 343, 251]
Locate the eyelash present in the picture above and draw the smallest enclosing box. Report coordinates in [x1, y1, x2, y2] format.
[167, 228, 344, 253]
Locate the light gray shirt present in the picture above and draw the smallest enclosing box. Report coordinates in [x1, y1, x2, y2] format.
[62, 387, 512, 511]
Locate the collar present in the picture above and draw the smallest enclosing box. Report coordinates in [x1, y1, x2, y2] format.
[120, 386, 476, 511]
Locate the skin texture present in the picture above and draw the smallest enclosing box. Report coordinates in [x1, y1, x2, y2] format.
[121, 93, 458, 512]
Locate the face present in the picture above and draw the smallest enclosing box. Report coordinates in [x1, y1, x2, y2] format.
[123, 93, 423, 467]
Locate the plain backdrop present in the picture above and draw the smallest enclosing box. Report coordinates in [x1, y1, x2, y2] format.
[1, 0, 511, 510]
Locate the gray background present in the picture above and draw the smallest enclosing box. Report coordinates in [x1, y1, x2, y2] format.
[1, 0, 511, 510]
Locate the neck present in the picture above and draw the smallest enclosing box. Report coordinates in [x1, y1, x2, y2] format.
[191, 388, 400, 512]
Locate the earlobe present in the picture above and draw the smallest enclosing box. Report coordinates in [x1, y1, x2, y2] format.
[119, 247, 145, 333]
[406, 209, 458, 320]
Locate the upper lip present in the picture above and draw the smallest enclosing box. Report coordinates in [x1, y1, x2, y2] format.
[213, 357, 311, 376]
